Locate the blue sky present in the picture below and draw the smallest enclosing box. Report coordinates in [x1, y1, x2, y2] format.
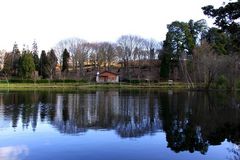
[0, 0, 226, 52]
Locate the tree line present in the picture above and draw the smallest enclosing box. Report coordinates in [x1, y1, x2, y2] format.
[2, 41, 58, 79]
[160, 0, 240, 89]
[2, 36, 161, 80]
[1, 0, 239, 89]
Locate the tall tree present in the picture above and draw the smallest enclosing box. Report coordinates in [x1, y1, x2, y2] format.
[32, 40, 40, 72]
[164, 21, 192, 55]
[95, 42, 116, 71]
[117, 35, 143, 79]
[76, 42, 90, 76]
[61, 48, 70, 73]
[39, 50, 49, 79]
[204, 27, 228, 55]
[3, 52, 12, 76]
[188, 19, 208, 47]
[164, 20, 207, 56]
[106, 43, 116, 71]
[47, 49, 58, 79]
[202, 1, 240, 53]
[160, 51, 171, 79]
[19, 51, 35, 78]
[55, 38, 86, 70]
[11, 42, 21, 76]
[163, 20, 207, 82]
[192, 41, 222, 89]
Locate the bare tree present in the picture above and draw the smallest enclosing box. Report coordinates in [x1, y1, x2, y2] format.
[106, 43, 116, 71]
[0, 50, 6, 70]
[76, 42, 90, 77]
[117, 35, 144, 79]
[193, 41, 221, 89]
[143, 39, 162, 60]
[47, 49, 58, 80]
[97, 42, 108, 70]
[95, 42, 117, 71]
[55, 39, 69, 67]
[55, 38, 86, 71]
[88, 43, 98, 71]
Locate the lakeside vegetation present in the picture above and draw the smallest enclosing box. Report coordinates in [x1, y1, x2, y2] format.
[0, 79, 238, 91]
[0, 0, 239, 90]
[0, 80, 192, 90]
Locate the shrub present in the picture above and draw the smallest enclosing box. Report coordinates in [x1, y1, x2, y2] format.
[77, 79, 88, 83]
[8, 79, 34, 83]
[236, 80, 240, 90]
[0, 80, 8, 83]
[4, 79, 88, 83]
[216, 75, 228, 89]
[36, 79, 50, 83]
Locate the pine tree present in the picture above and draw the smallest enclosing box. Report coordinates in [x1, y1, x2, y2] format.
[61, 48, 70, 73]
[32, 40, 40, 71]
[11, 42, 21, 76]
[39, 50, 49, 78]
[48, 49, 58, 79]
[19, 51, 35, 78]
[160, 52, 171, 79]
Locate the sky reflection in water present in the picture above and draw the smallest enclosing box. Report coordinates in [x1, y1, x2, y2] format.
[0, 90, 239, 160]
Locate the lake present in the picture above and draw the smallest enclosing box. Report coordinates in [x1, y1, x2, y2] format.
[0, 89, 239, 160]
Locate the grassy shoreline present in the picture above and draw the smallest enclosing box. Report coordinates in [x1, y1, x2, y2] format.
[0, 82, 194, 91]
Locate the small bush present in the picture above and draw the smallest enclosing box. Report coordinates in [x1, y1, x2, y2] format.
[4, 79, 88, 83]
[0, 80, 8, 83]
[36, 79, 50, 83]
[130, 80, 141, 84]
[77, 79, 88, 83]
[52, 79, 65, 83]
[8, 79, 34, 83]
[216, 75, 228, 89]
[236, 80, 240, 90]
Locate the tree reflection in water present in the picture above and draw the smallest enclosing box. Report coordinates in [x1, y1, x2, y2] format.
[161, 91, 240, 154]
[0, 90, 239, 154]
[228, 144, 240, 160]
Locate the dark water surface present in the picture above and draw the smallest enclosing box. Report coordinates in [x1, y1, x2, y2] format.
[0, 90, 239, 160]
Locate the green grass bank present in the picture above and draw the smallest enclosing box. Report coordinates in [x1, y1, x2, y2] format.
[0, 81, 194, 91]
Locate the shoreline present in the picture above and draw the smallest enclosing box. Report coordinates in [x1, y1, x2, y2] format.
[0, 82, 234, 92]
[0, 82, 192, 91]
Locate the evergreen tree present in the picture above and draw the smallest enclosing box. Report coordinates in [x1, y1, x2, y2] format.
[47, 49, 58, 79]
[164, 20, 207, 56]
[32, 40, 40, 71]
[202, 1, 240, 53]
[61, 48, 70, 73]
[3, 52, 12, 76]
[204, 27, 228, 55]
[19, 51, 35, 78]
[39, 50, 49, 78]
[160, 52, 171, 79]
[11, 42, 21, 76]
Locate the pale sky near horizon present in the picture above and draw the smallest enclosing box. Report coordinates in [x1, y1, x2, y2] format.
[0, 0, 227, 52]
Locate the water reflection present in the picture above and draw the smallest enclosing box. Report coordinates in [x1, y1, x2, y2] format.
[161, 91, 240, 154]
[228, 144, 240, 160]
[0, 145, 29, 160]
[0, 90, 239, 154]
[0, 91, 162, 137]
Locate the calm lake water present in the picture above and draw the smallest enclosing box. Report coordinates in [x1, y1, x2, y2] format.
[0, 90, 239, 160]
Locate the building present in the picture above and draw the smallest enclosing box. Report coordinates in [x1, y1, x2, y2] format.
[96, 71, 119, 83]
